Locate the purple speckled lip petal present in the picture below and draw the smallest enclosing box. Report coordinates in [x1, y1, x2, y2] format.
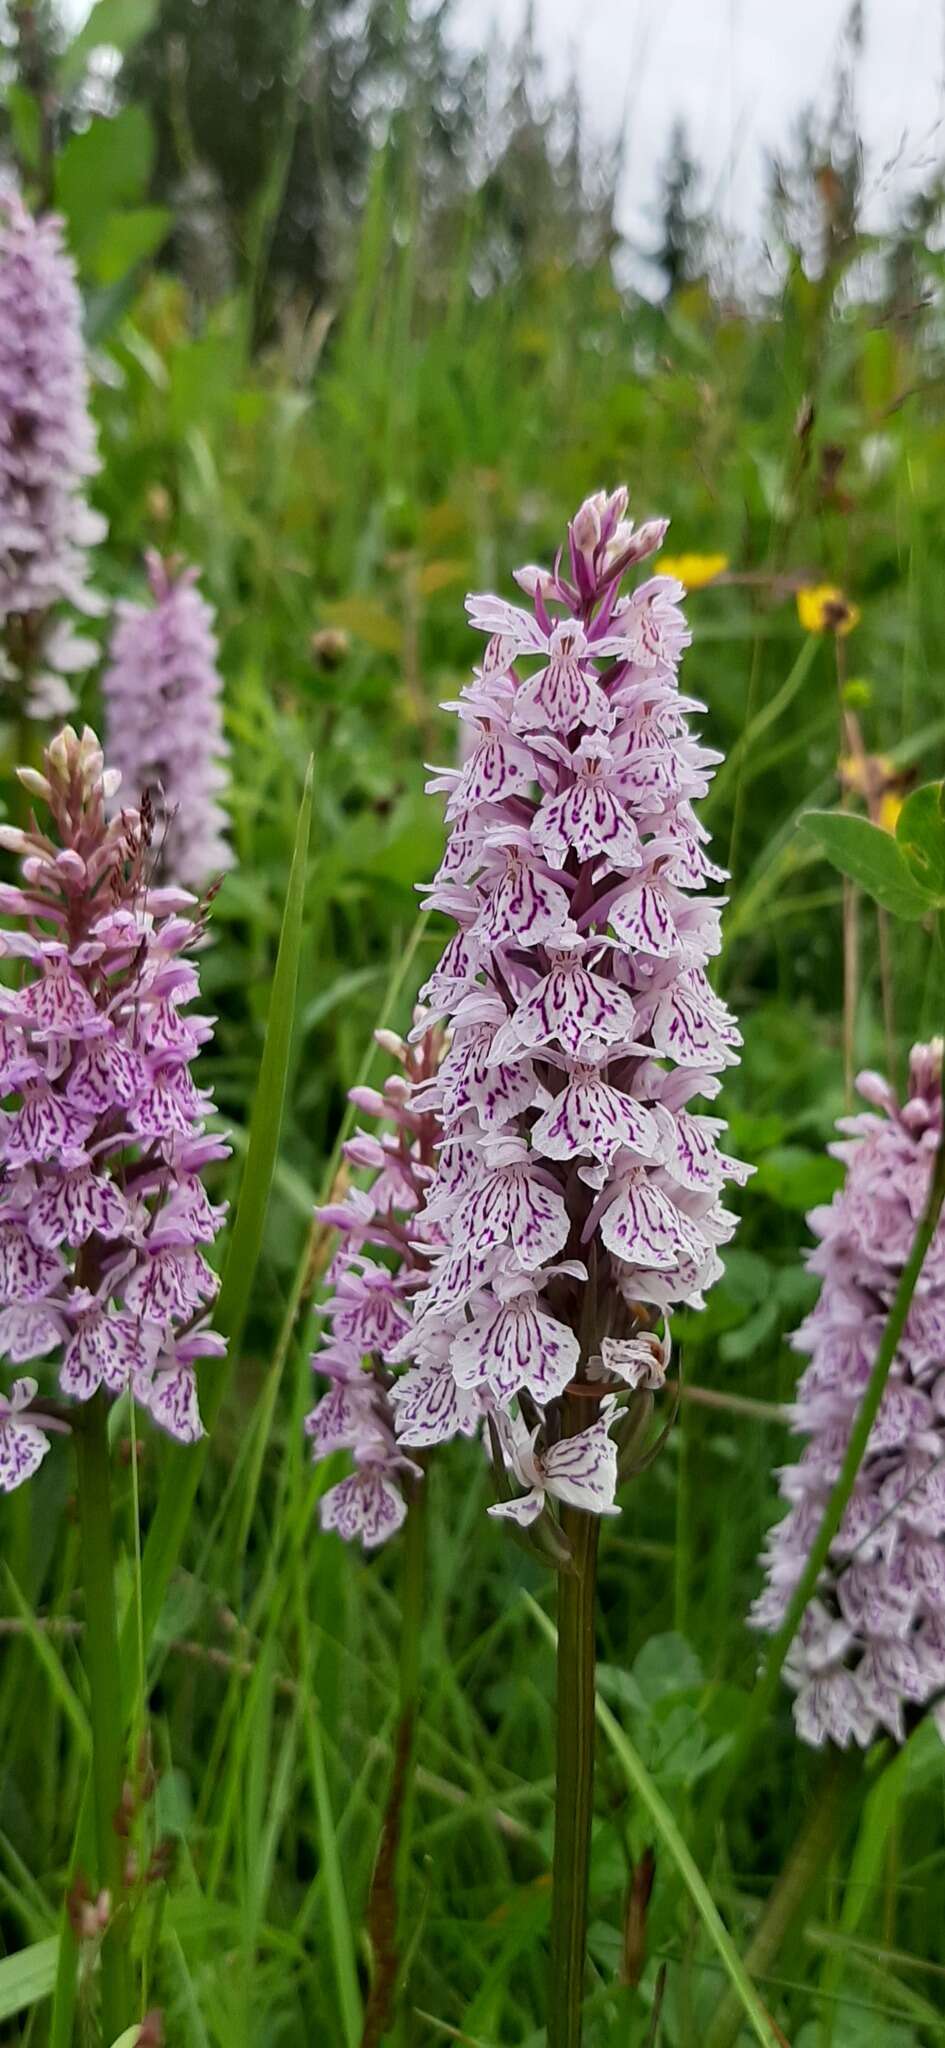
[321, 1468, 408, 1549]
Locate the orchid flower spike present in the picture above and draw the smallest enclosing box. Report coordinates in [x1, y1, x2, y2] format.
[304, 1012, 452, 1548]
[102, 553, 232, 889]
[0, 187, 106, 719]
[752, 1044, 945, 1749]
[0, 724, 229, 1489]
[311, 486, 748, 1549]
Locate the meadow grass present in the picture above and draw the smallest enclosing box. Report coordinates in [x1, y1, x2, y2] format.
[2, 97, 945, 2048]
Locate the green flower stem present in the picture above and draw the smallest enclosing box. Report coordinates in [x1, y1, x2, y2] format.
[705, 1749, 854, 2048]
[699, 1108, 945, 1861]
[548, 1500, 600, 2048]
[74, 1392, 132, 2042]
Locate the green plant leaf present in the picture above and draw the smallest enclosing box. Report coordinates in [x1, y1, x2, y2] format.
[801, 809, 933, 919]
[303, 1712, 363, 2047]
[6, 86, 41, 173]
[632, 1631, 703, 1704]
[57, 0, 157, 92]
[89, 207, 172, 285]
[54, 109, 154, 262]
[752, 1143, 845, 1210]
[895, 780, 945, 897]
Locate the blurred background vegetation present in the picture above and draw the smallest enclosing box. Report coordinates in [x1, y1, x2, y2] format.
[2, 1, 945, 2042]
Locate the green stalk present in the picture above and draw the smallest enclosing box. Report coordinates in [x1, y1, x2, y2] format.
[705, 1750, 853, 2048]
[699, 1110, 945, 1858]
[548, 1501, 600, 2048]
[74, 1392, 132, 2042]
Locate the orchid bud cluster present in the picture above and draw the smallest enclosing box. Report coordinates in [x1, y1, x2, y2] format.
[102, 553, 232, 890]
[752, 1044, 945, 1749]
[364, 485, 748, 1538]
[0, 189, 105, 720]
[0, 725, 229, 1491]
[304, 1013, 450, 1548]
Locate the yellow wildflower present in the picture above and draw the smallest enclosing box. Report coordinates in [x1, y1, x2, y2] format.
[656, 553, 729, 590]
[797, 584, 860, 635]
[878, 790, 904, 835]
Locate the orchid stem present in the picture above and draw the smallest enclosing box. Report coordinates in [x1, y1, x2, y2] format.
[74, 1392, 132, 2043]
[549, 1501, 600, 2048]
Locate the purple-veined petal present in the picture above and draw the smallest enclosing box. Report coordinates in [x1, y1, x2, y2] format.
[320, 1467, 407, 1549]
[531, 1066, 660, 1165]
[599, 1169, 699, 1271]
[541, 1419, 619, 1515]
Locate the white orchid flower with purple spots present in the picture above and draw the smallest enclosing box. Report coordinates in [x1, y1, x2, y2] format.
[388, 484, 749, 1533]
[487, 1406, 621, 1526]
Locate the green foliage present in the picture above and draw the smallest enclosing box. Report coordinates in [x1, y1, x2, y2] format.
[801, 809, 935, 918]
[804, 779, 945, 939]
[54, 107, 170, 296]
[897, 780, 945, 896]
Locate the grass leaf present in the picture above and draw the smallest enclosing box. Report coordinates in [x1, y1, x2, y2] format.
[0, 1938, 59, 2022]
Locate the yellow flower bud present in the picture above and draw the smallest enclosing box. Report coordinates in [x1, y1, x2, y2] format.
[796, 585, 860, 635]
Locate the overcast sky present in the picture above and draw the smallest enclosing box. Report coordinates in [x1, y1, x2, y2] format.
[451, 0, 945, 251]
[61, 0, 945, 259]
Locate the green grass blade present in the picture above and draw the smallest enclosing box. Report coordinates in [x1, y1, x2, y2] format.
[0, 1937, 59, 2023]
[3, 1567, 89, 1752]
[304, 1708, 363, 2048]
[708, 634, 820, 818]
[213, 751, 316, 1358]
